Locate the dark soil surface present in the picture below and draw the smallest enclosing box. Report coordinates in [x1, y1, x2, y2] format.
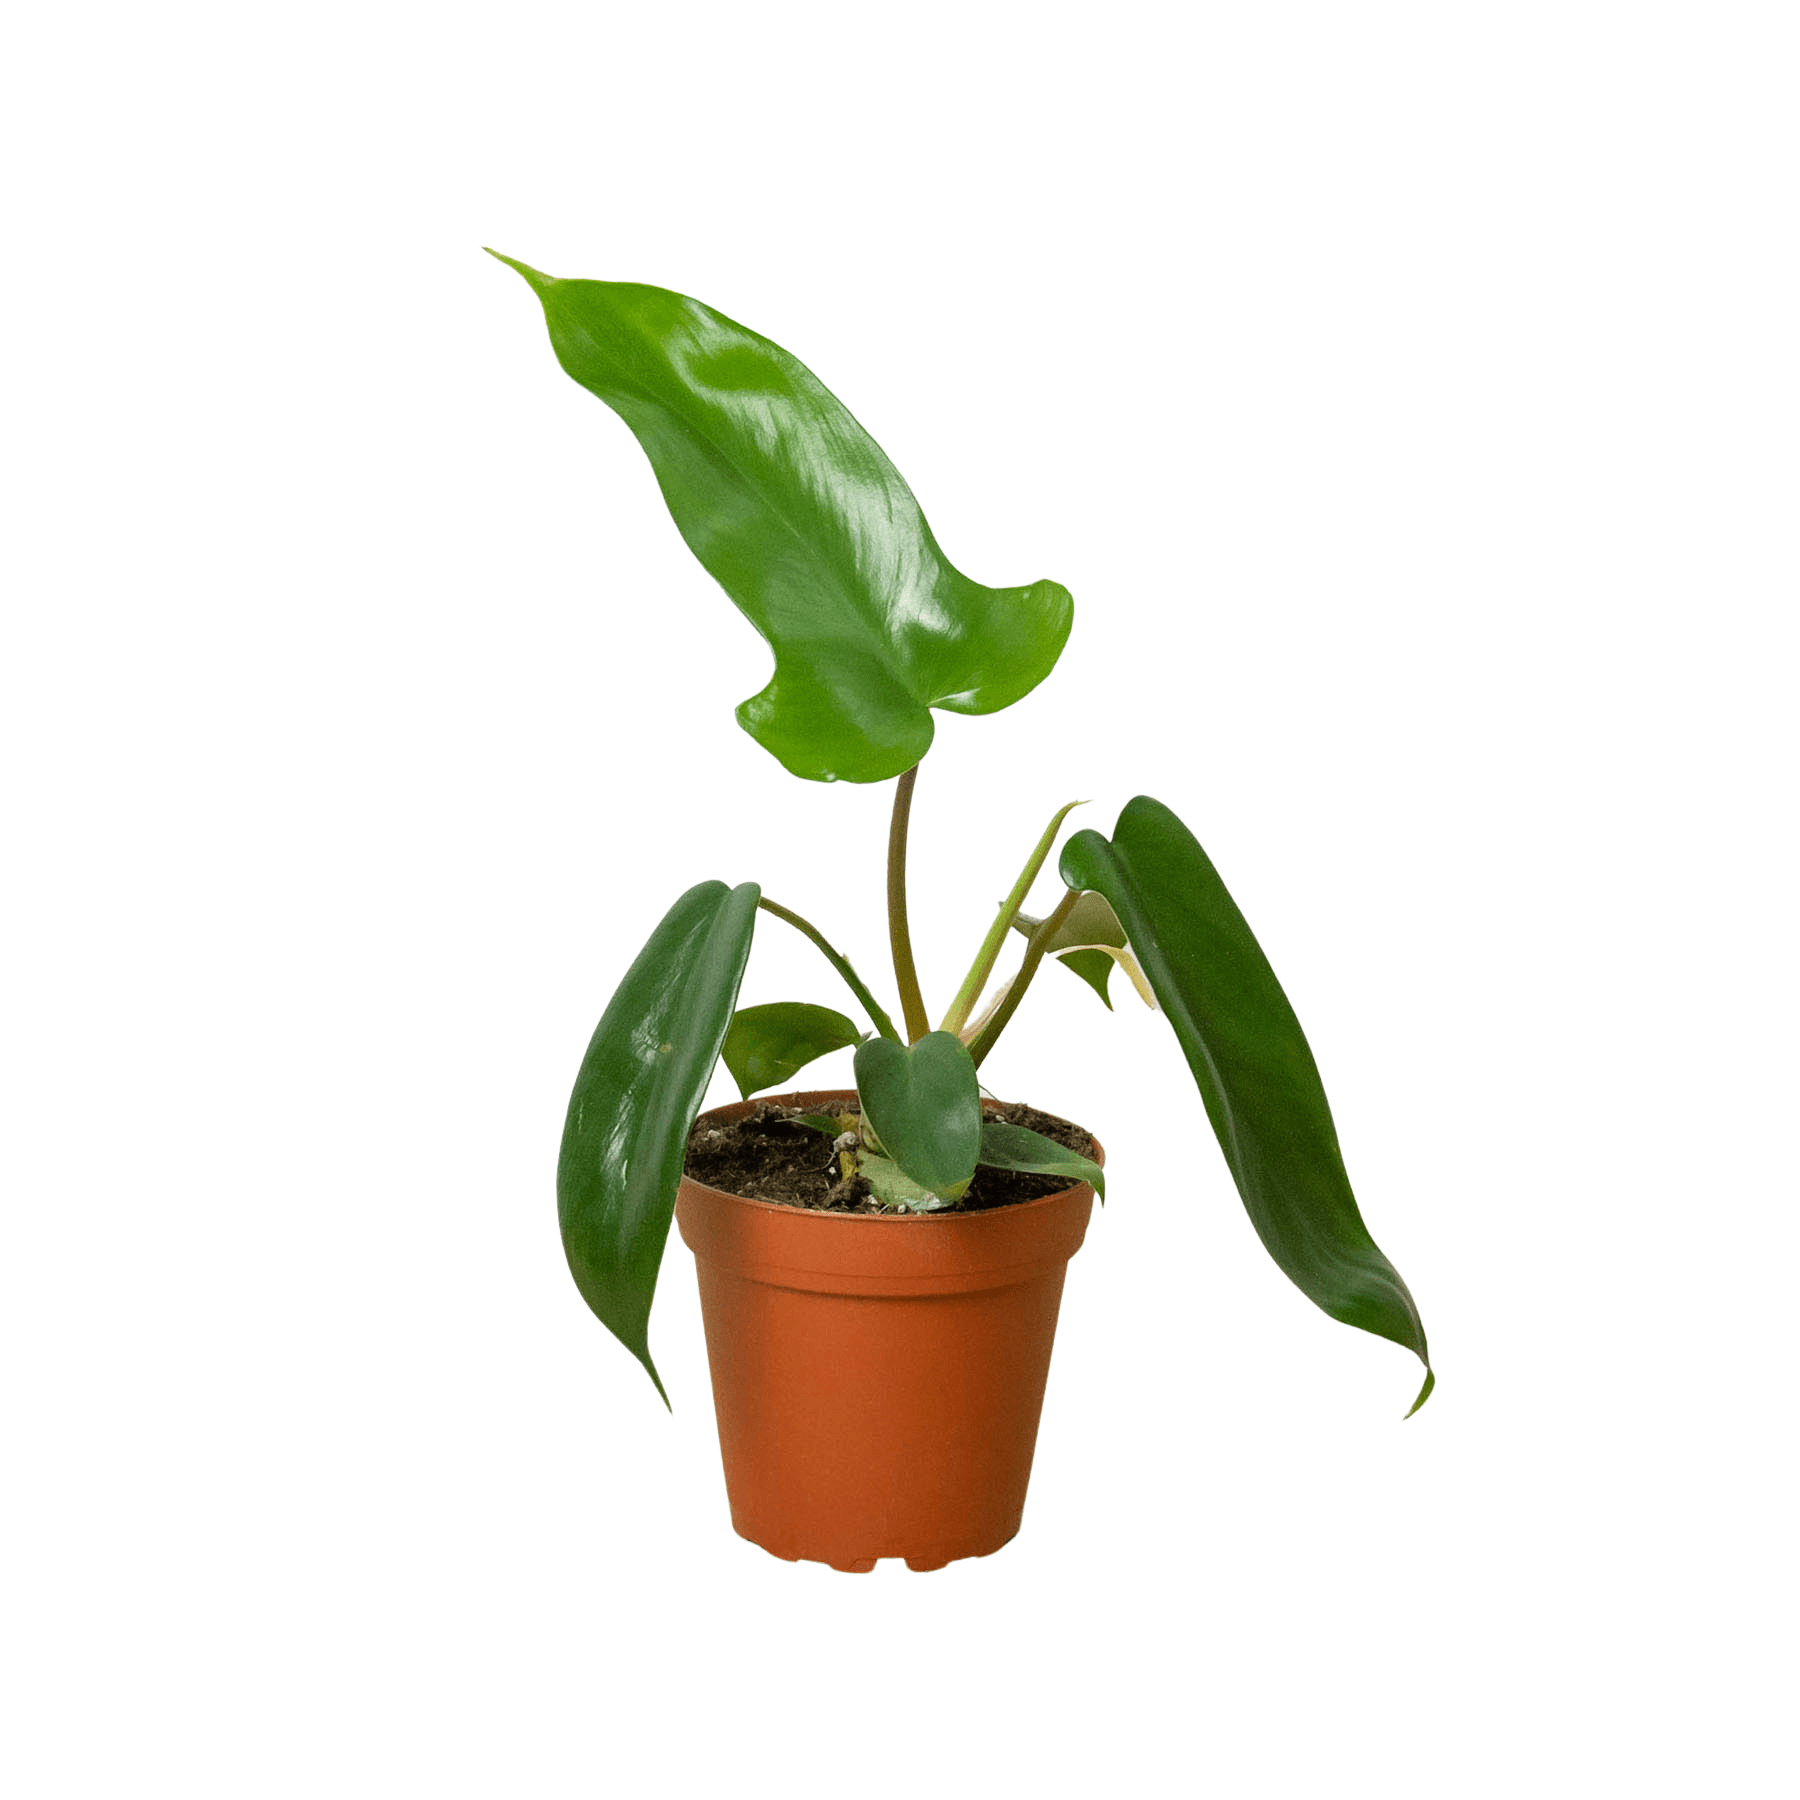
[684, 1101, 1097, 1215]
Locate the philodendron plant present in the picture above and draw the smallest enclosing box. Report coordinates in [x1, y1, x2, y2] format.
[493, 253, 1433, 1417]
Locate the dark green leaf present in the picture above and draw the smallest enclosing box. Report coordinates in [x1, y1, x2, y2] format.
[557, 880, 760, 1403]
[490, 254, 1073, 784]
[1061, 798, 1432, 1414]
[977, 1120, 1106, 1201]
[721, 1001, 862, 1100]
[852, 1031, 981, 1200]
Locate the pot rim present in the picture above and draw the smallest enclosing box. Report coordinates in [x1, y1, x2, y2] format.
[682, 1087, 1104, 1224]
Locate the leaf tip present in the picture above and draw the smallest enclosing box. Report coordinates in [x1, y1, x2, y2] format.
[484, 247, 553, 290]
[1404, 1365, 1435, 1418]
[641, 1350, 673, 1412]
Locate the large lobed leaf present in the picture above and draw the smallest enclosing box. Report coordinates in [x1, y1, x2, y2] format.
[1061, 798, 1433, 1413]
[492, 255, 1074, 784]
[557, 880, 760, 1403]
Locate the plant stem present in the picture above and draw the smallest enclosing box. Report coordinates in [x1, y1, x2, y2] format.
[757, 897, 901, 1042]
[967, 887, 1081, 1069]
[887, 765, 930, 1042]
[939, 800, 1085, 1037]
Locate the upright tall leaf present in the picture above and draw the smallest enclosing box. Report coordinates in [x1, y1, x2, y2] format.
[491, 255, 1074, 783]
[1061, 799, 1433, 1413]
[557, 880, 760, 1402]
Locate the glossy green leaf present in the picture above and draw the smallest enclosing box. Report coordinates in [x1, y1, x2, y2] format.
[852, 1031, 982, 1200]
[857, 1153, 955, 1212]
[491, 254, 1074, 784]
[1061, 798, 1433, 1413]
[977, 1120, 1106, 1201]
[1010, 891, 1155, 1010]
[557, 880, 760, 1403]
[721, 1001, 862, 1100]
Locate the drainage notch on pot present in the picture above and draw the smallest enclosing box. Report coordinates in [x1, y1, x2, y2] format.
[675, 1090, 1101, 1572]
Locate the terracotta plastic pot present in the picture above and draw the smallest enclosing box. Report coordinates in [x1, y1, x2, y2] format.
[675, 1089, 1100, 1572]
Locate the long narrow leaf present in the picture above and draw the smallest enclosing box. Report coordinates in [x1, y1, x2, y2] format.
[557, 880, 760, 1403]
[977, 1120, 1106, 1200]
[491, 255, 1074, 784]
[1061, 798, 1432, 1413]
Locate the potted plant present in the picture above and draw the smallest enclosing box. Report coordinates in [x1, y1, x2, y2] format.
[491, 253, 1434, 1571]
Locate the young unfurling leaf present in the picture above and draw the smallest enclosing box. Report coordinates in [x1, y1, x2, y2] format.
[1010, 891, 1155, 1011]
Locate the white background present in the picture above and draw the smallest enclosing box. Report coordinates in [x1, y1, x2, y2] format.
[5, 3, 1796, 1794]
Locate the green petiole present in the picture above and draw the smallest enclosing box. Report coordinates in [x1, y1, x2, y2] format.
[938, 800, 1085, 1037]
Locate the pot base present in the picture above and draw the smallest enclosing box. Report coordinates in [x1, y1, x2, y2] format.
[739, 1529, 1016, 1574]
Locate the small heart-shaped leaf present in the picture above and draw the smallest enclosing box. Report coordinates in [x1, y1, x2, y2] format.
[852, 1031, 981, 1198]
[721, 1001, 862, 1099]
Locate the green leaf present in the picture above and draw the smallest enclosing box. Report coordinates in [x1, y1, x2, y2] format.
[557, 880, 760, 1403]
[976, 1120, 1106, 1201]
[857, 1153, 956, 1212]
[491, 254, 1074, 784]
[1010, 891, 1156, 1011]
[721, 1001, 862, 1100]
[1061, 798, 1433, 1414]
[852, 1031, 981, 1200]
[790, 1112, 850, 1137]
